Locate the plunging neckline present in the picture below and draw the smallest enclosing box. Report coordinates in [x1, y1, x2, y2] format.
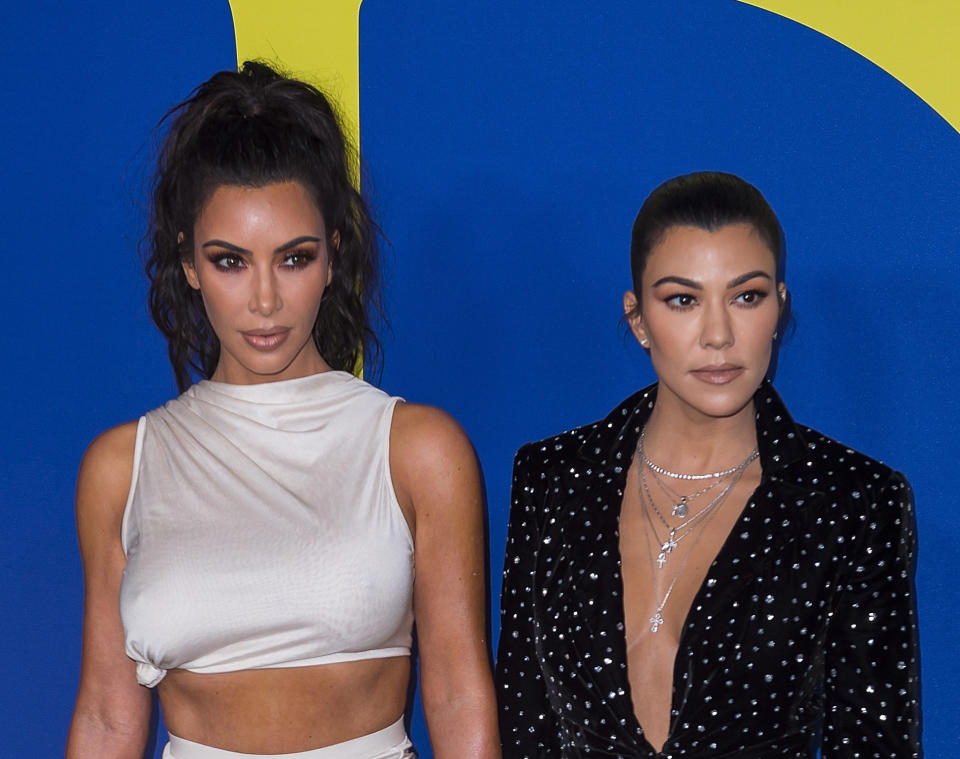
[615, 464, 767, 754]
[549, 380, 811, 755]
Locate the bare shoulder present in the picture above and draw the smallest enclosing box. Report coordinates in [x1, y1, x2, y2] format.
[390, 402, 476, 468]
[76, 420, 141, 527]
[389, 403, 480, 516]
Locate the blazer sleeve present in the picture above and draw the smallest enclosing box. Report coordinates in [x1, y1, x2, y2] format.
[496, 447, 560, 758]
[822, 470, 922, 757]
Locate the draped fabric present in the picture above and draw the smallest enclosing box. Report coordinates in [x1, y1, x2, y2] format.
[121, 371, 414, 687]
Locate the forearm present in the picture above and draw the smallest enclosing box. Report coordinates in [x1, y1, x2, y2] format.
[66, 708, 149, 759]
[423, 686, 501, 759]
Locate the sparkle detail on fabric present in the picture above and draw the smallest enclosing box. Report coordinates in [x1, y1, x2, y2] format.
[496, 381, 921, 758]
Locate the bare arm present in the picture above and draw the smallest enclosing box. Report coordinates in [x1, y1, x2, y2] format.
[390, 403, 500, 758]
[66, 421, 153, 759]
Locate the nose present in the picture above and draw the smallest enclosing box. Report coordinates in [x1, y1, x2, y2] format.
[249, 266, 282, 315]
[699, 301, 734, 350]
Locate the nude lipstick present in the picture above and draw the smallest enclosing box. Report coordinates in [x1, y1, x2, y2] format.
[690, 363, 744, 384]
[241, 327, 291, 351]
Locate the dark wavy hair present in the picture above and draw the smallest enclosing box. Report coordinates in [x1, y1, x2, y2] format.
[145, 60, 382, 391]
[627, 171, 791, 334]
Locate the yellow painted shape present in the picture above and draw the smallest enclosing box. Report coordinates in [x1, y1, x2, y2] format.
[227, 0, 366, 375]
[737, 0, 960, 134]
[228, 0, 363, 154]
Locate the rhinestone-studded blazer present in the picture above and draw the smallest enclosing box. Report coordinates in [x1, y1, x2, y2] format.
[496, 382, 920, 758]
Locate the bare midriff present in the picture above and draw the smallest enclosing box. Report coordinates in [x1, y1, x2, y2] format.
[158, 655, 410, 753]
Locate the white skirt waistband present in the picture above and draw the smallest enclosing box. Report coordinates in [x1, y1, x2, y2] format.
[161, 717, 415, 759]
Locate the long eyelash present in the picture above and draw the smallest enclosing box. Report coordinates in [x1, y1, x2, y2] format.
[662, 292, 696, 311]
[283, 249, 318, 269]
[735, 289, 770, 307]
[207, 253, 244, 270]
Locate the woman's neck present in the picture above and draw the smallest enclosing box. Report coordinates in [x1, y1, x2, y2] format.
[640, 393, 759, 476]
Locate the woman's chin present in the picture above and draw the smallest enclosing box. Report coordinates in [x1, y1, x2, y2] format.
[660, 379, 759, 422]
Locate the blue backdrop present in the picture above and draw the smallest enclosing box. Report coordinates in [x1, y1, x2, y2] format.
[1, 1, 956, 756]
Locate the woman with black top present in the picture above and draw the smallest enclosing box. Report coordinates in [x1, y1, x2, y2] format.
[496, 171, 920, 757]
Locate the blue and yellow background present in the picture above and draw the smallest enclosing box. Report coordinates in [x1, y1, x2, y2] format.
[1, 1, 958, 755]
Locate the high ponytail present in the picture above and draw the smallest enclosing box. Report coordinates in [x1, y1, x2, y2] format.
[144, 61, 383, 391]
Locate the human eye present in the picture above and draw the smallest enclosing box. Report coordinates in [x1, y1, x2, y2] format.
[280, 249, 318, 269]
[207, 253, 245, 271]
[663, 292, 698, 311]
[733, 289, 769, 307]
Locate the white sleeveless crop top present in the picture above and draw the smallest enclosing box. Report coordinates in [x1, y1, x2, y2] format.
[119, 371, 414, 687]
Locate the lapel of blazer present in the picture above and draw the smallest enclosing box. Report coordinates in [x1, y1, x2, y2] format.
[749, 381, 828, 543]
[541, 382, 829, 749]
[554, 386, 656, 632]
[554, 381, 827, 638]
[683, 383, 828, 636]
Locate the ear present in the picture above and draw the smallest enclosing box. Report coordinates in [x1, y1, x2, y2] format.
[623, 290, 649, 348]
[178, 234, 201, 290]
[777, 282, 787, 312]
[181, 258, 201, 290]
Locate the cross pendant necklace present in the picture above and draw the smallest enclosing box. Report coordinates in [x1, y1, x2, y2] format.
[642, 473, 747, 633]
[649, 611, 664, 633]
[657, 530, 678, 569]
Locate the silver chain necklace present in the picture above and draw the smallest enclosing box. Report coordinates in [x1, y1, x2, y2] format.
[639, 464, 744, 570]
[639, 467, 744, 633]
[637, 428, 758, 482]
[647, 465, 725, 518]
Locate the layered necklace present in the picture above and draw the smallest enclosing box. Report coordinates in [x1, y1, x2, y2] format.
[634, 430, 758, 633]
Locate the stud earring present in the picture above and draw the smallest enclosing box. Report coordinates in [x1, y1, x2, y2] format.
[640, 338, 649, 348]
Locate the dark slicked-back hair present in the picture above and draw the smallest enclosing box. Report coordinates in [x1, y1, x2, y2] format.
[145, 60, 382, 391]
[629, 171, 785, 309]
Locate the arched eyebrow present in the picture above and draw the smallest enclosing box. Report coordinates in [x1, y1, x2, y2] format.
[201, 239, 249, 253]
[277, 235, 323, 252]
[727, 270, 772, 288]
[652, 275, 701, 289]
[200, 235, 323, 254]
[651, 270, 772, 289]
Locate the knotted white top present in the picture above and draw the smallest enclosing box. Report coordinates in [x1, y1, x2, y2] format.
[119, 371, 414, 687]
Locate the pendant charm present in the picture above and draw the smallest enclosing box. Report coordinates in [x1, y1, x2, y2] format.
[660, 531, 678, 556]
[672, 496, 688, 518]
[657, 552, 667, 568]
[649, 611, 664, 633]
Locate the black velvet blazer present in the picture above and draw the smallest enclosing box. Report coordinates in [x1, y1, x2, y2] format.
[496, 382, 920, 758]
